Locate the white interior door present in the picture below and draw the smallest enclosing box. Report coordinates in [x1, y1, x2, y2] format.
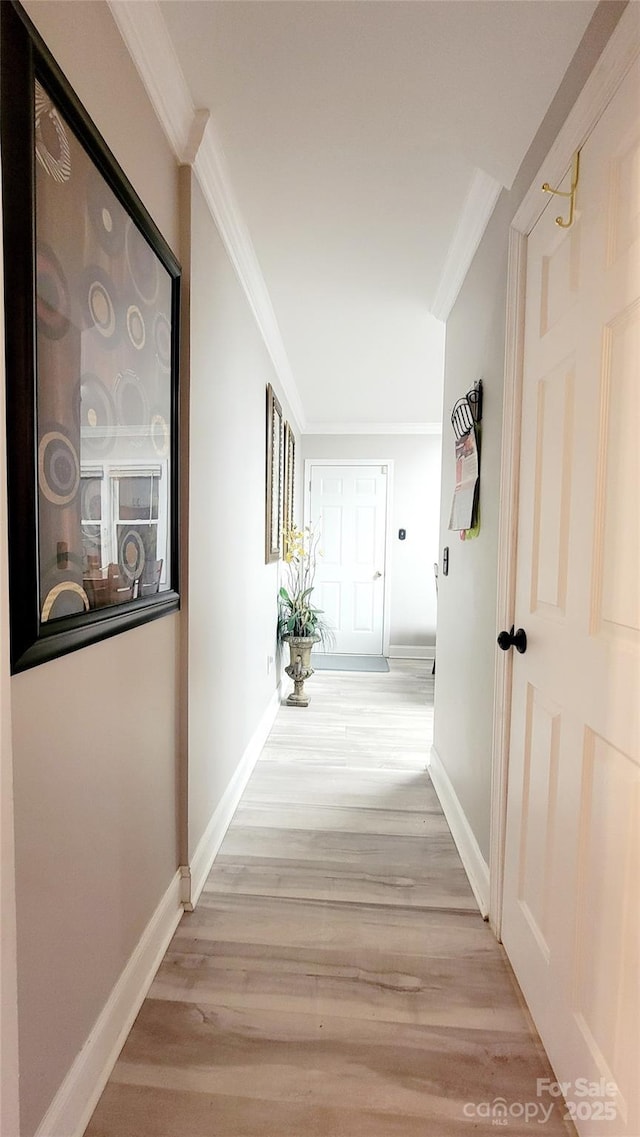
[307, 463, 388, 655]
[501, 57, 639, 1136]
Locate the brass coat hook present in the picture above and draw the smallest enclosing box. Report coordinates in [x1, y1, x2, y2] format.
[542, 150, 580, 228]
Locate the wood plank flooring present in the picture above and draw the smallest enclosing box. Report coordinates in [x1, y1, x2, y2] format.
[85, 660, 574, 1136]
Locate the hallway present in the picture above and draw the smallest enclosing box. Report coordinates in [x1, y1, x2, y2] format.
[85, 661, 572, 1136]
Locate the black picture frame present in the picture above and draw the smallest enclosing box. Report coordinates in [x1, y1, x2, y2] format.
[1, 1, 181, 673]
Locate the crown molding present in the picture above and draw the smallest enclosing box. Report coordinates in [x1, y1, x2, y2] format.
[184, 109, 210, 167]
[107, 0, 306, 434]
[304, 422, 442, 436]
[107, 0, 193, 162]
[431, 168, 502, 322]
[194, 124, 307, 431]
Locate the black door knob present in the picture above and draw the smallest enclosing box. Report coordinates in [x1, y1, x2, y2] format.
[497, 625, 527, 654]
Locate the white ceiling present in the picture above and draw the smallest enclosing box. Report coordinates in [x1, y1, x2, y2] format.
[152, 0, 597, 431]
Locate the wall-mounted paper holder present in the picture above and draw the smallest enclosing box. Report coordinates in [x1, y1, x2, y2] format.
[451, 379, 483, 440]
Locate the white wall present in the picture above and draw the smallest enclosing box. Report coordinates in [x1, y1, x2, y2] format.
[433, 0, 627, 864]
[186, 172, 299, 862]
[302, 434, 441, 650]
[10, 5, 181, 1134]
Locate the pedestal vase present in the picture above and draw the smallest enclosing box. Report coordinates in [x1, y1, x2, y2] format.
[283, 634, 320, 706]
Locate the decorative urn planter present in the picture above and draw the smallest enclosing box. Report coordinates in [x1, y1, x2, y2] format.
[283, 634, 320, 707]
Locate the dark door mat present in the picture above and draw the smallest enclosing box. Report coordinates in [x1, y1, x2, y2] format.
[312, 654, 390, 672]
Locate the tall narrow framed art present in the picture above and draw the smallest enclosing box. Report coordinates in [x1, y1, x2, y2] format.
[1, 1, 181, 673]
[265, 384, 283, 563]
[283, 421, 295, 541]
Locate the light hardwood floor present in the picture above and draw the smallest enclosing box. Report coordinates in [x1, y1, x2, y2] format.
[85, 660, 574, 1136]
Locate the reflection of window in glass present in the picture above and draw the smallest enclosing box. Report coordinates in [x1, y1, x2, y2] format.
[80, 469, 104, 571]
[109, 465, 168, 591]
[118, 476, 159, 522]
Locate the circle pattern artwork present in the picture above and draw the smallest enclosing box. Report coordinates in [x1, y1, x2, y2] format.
[87, 167, 124, 256]
[126, 305, 146, 351]
[154, 312, 171, 372]
[80, 373, 116, 457]
[88, 281, 115, 340]
[115, 369, 149, 427]
[150, 413, 170, 457]
[41, 582, 90, 623]
[118, 528, 146, 582]
[36, 243, 70, 340]
[35, 82, 71, 183]
[38, 430, 80, 506]
[81, 266, 121, 348]
[125, 220, 159, 305]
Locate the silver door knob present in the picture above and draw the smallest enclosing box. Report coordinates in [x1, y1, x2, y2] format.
[374, 571, 382, 579]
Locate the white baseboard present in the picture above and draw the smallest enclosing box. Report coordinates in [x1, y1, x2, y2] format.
[187, 682, 282, 909]
[35, 870, 183, 1137]
[388, 644, 435, 660]
[428, 745, 490, 918]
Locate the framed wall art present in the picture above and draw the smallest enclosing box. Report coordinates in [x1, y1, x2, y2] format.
[265, 384, 283, 563]
[1, 1, 181, 673]
[283, 421, 295, 545]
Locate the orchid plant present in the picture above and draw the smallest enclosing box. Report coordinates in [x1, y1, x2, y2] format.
[277, 524, 334, 645]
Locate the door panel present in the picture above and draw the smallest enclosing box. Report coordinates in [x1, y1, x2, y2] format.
[539, 222, 580, 335]
[572, 726, 639, 1127]
[530, 358, 575, 617]
[517, 684, 561, 958]
[593, 301, 640, 642]
[502, 56, 639, 1136]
